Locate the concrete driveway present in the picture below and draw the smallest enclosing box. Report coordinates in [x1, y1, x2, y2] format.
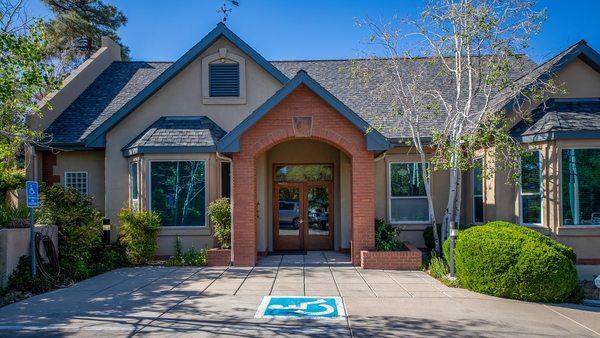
[0, 251, 598, 337]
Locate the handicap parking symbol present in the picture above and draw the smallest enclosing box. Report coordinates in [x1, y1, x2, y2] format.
[255, 296, 345, 319]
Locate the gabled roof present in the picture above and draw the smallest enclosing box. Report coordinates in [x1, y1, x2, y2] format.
[491, 40, 600, 112]
[45, 62, 170, 146]
[84, 23, 289, 148]
[510, 98, 600, 143]
[217, 70, 390, 152]
[122, 116, 226, 156]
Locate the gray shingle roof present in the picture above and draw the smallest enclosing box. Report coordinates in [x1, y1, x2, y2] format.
[45, 55, 536, 145]
[122, 116, 226, 156]
[272, 57, 534, 140]
[510, 98, 600, 142]
[45, 62, 171, 145]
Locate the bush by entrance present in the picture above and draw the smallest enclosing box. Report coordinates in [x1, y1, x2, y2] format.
[444, 221, 579, 303]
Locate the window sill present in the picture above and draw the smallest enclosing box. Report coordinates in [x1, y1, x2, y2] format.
[158, 226, 211, 236]
[203, 96, 246, 105]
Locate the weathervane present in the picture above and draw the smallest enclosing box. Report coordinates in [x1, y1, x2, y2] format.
[217, 0, 239, 23]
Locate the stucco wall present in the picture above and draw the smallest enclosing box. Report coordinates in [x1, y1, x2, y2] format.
[104, 36, 283, 235]
[45, 150, 106, 211]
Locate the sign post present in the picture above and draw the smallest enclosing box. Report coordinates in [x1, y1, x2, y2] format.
[26, 181, 39, 278]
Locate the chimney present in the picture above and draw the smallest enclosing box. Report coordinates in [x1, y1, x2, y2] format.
[101, 36, 122, 61]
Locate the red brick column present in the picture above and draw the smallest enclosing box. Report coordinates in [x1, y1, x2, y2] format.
[351, 154, 375, 265]
[231, 152, 257, 267]
[230, 85, 376, 267]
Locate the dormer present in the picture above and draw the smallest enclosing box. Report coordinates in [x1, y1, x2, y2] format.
[202, 47, 246, 104]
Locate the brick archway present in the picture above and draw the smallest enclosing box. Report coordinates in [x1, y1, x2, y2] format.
[231, 85, 375, 266]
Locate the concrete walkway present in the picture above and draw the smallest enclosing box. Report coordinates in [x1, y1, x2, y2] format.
[0, 251, 598, 337]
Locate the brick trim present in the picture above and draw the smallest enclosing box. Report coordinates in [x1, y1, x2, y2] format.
[41, 152, 60, 186]
[231, 85, 375, 267]
[360, 243, 423, 270]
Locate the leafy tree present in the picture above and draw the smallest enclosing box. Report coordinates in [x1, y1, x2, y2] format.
[357, 0, 562, 253]
[0, 1, 58, 198]
[42, 0, 129, 75]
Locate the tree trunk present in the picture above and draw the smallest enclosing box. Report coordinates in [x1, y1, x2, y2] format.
[419, 153, 440, 254]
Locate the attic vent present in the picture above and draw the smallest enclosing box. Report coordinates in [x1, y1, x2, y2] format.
[209, 63, 240, 97]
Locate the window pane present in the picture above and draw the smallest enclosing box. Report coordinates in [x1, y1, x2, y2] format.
[562, 149, 600, 226]
[390, 198, 429, 222]
[308, 186, 330, 236]
[390, 163, 427, 197]
[521, 151, 540, 193]
[150, 161, 206, 227]
[278, 187, 300, 236]
[130, 163, 138, 200]
[474, 196, 484, 223]
[65, 172, 87, 195]
[522, 195, 541, 224]
[275, 165, 332, 182]
[473, 158, 483, 196]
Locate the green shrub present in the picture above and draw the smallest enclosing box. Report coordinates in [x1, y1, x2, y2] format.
[119, 209, 160, 265]
[166, 238, 207, 267]
[0, 204, 29, 227]
[428, 254, 449, 280]
[0, 168, 25, 197]
[37, 186, 103, 265]
[7, 256, 54, 293]
[207, 198, 231, 249]
[375, 218, 405, 251]
[485, 221, 576, 263]
[447, 221, 578, 302]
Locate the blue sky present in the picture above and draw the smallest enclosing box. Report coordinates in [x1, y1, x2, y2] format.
[25, 0, 600, 63]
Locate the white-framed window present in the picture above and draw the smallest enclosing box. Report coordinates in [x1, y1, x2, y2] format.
[202, 48, 246, 104]
[388, 162, 430, 224]
[472, 157, 484, 224]
[520, 150, 542, 225]
[561, 148, 600, 226]
[130, 162, 139, 211]
[148, 160, 207, 227]
[64, 171, 88, 195]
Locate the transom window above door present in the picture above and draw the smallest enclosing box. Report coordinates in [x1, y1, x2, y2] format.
[274, 165, 333, 182]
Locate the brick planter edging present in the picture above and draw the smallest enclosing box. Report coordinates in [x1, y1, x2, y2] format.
[360, 242, 422, 270]
[207, 248, 231, 267]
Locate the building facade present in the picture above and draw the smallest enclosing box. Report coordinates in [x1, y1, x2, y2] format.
[29, 24, 600, 265]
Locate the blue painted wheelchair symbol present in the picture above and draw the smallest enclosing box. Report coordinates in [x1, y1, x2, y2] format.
[255, 296, 345, 319]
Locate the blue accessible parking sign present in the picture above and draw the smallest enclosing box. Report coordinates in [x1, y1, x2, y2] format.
[255, 296, 345, 319]
[26, 181, 39, 208]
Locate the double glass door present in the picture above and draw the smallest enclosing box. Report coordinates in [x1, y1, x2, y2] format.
[273, 165, 333, 251]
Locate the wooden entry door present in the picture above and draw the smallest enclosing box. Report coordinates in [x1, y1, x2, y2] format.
[273, 181, 333, 251]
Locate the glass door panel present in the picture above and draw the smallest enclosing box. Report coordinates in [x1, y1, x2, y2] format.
[274, 185, 303, 251]
[306, 184, 332, 250]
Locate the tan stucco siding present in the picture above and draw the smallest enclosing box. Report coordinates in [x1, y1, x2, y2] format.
[104, 36, 283, 236]
[48, 150, 106, 211]
[555, 57, 600, 98]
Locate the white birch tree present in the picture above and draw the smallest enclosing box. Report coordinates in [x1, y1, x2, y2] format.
[357, 0, 563, 252]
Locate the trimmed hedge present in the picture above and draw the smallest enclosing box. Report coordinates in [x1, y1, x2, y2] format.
[443, 221, 578, 303]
